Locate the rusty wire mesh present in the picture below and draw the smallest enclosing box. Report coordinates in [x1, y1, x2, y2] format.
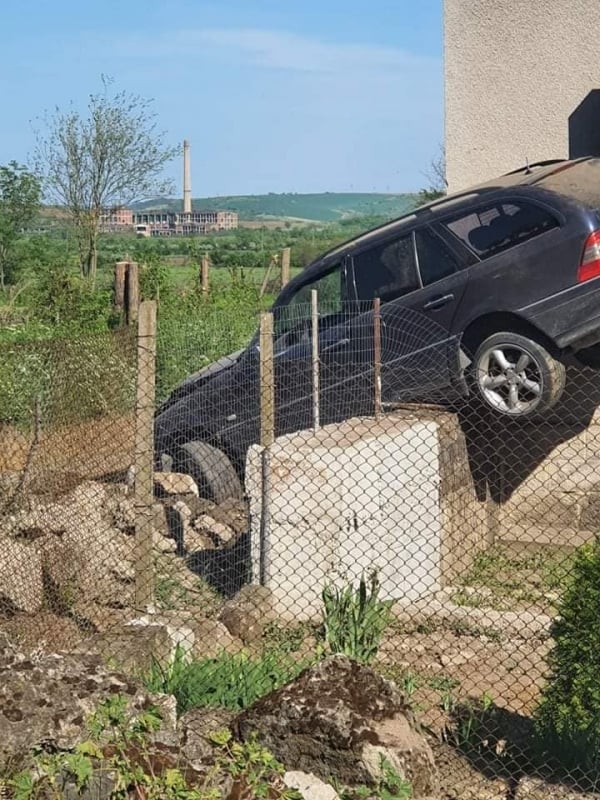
[1, 300, 600, 798]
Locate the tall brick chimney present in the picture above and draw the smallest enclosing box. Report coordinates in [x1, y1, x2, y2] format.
[183, 139, 192, 215]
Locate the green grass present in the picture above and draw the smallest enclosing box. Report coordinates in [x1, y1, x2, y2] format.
[143, 646, 311, 714]
[455, 543, 576, 611]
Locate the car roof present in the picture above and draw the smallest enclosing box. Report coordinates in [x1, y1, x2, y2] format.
[315, 158, 593, 265]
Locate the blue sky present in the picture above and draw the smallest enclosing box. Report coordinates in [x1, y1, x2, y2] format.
[0, 0, 443, 196]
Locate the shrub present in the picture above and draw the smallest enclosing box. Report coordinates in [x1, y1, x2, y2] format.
[0, 329, 136, 429]
[535, 541, 600, 776]
[321, 572, 393, 664]
[155, 292, 260, 402]
[143, 646, 309, 714]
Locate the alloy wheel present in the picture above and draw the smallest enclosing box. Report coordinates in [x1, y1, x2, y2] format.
[476, 344, 543, 415]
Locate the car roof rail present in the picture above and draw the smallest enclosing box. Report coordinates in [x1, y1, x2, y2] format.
[503, 159, 568, 176]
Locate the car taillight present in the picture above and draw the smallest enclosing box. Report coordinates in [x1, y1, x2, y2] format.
[578, 230, 600, 282]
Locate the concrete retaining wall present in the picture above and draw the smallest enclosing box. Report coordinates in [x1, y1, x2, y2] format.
[246, 411, 487, 620]
[493, 369, 600, 546]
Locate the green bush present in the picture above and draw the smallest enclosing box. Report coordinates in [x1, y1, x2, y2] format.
[321, 572, 393, 664]
[143, 646, 309, 714]
[26, 265, 116, 331]
[535, 541, 600, 776]
[155, 288, 261, 402]
[0, 329, 136, 429]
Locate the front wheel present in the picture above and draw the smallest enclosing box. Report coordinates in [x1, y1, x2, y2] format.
[177, 440, 243, 504]
[472, 332, 566, 417]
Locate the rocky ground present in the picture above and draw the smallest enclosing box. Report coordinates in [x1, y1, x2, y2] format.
[0, 467, 595, 798]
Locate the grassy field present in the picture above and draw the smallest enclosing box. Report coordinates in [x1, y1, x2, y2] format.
[132, 192, 418, 222]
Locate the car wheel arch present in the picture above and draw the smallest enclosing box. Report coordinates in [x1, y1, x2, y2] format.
[460, 312, 560, 359]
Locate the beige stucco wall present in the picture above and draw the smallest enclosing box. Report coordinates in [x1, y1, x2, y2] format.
[445, 0, 600, 192]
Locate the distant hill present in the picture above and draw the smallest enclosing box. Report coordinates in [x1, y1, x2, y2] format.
[131, 192, 418, 222]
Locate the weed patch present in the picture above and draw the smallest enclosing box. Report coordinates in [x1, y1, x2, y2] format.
[143, 646, 311, 714]
[321, 572, 393, 664]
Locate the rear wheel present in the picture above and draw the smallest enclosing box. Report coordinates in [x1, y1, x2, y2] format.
[472, 332, 566, 417]
[178, 440, 243, 504]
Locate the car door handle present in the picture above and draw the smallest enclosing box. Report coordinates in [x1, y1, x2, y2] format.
[423, 293, 455, 310]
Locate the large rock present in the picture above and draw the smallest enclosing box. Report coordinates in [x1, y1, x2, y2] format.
[235, 655, 438, 798]
[219, 585, 275, 644]
[179, 707, 237, 770]
[91, 624, 173, 674]
[0, 643, 174, 765]
[154, 472, 199, 498]
[5, 481, 150, 612]
[0, 539, 44, 613]
[189, 617, 242, 660]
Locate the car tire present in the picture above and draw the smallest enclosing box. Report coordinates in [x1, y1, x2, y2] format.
[178, 440, 243, 504]
[472, 332, 566, 417]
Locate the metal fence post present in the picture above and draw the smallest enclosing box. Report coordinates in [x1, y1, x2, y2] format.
[373, 297, 382, 420]
[311, 289, 320, 431]
[134, 299, 157, 611]
[259, 312, 275, 586]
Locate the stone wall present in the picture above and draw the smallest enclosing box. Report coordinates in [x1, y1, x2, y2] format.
[492, 368, 600, 546]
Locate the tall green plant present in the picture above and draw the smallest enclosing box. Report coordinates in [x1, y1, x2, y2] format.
[535, 541, 600, 777]
[322, 572, 393, 664]
[144, 646, 308, 714]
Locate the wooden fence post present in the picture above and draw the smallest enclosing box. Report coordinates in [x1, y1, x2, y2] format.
[260, 312, 275, 446]
[259, 312, 275, 586]
[126, 262, 139, 326]
[134, 300, 157, 611]
[281, 247, 291, 289]
[201, 255, 210, 294]
[114, 261, 127, 314]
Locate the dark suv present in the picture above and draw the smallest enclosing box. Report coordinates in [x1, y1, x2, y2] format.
[155, 157, 600, 500]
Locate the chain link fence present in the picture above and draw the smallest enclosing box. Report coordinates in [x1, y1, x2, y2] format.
[2, 299, 600, 798]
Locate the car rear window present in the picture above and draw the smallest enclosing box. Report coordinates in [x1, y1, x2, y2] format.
[445, 201, 558, 259]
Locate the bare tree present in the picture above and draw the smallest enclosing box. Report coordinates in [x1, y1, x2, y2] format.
[416, 145, 448, 206]
[35, 80, 177, 282]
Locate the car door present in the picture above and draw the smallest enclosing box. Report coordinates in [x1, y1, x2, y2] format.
[346, 227, 468, 404]
[395, 226, 470, 397]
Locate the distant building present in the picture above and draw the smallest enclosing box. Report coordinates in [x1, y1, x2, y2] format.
[101, 140, 239, 236]
[100, 207, 134, 231]
[132, 209, 238, 237]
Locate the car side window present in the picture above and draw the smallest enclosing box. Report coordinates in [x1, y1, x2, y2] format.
[445, 201, 558, 259]
[415, 228, 460, 285]
[353, 234, 419, 302]
[274, 264, 342, 337]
